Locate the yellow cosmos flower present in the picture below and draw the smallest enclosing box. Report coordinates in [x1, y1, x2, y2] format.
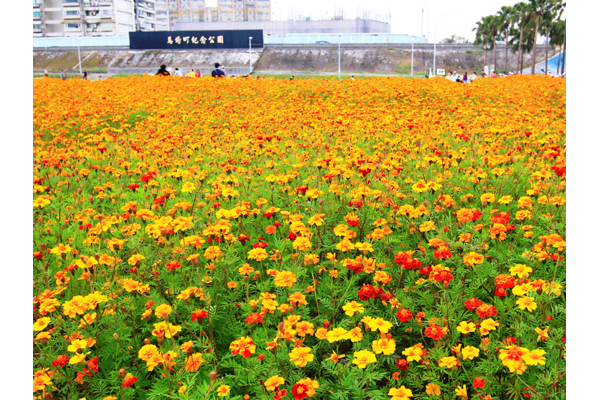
[352, 350, 377, 368]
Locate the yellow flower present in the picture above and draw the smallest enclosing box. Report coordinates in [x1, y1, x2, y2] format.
[523, 349, 546, 366]
[479, 318, 500, 336]
[455, 384, 468, 399]
[204, 246, 223, 260]
[516, 296, 537, 312]
[326, 351, 346, 364]
[264, 375, 285, 391]
[308, 214, 325, 226]
[33, 317, 51, 331]
[461, 346, 480, 360]
[426, 383, 441, 396]
[326, 327, 348, 343]
[274, 270, 297, 288]
[292, 236, 312, 251]
[67, 339, 88, 353]
[438, 356, 459, 369]
[217, 385, 231, 397]
[345, 327, 364, 342]
[288, 346, 314, 367]
[181, 181, 196, 193]
[456, 321, 476, 334]
[388, 385, 413, 399]
[342, 301, 365, 316]
[372, 337, 396, 355]
[69, 351, 90, 365]
[402, 345, 424, 362]
[247, 247, 268, 261]
[352, 350, 377, 369]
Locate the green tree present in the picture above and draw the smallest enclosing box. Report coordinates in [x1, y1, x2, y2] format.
[497, 5, 515, 73]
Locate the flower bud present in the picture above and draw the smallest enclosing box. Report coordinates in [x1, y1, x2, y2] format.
[44, 392, 53, 400]
[119, 368, 126, 378]
[113, 333, 119, 340]
[209, 371, 217, 381]
[144, 338, 151, 345]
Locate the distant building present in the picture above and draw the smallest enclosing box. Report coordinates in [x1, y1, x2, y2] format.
[175, 18, 391, 36]
[33, 0, 135, 37]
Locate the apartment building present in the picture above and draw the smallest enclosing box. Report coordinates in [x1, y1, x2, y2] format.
[217, 0, 270, 23]
[135, 0, 170, 31]
[33, 0, 135, 37]
[33, 0, 271, 36]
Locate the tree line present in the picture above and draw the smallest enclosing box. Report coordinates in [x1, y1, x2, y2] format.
[472, 0, 566, 75]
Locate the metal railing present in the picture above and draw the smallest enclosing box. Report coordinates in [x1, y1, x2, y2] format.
[264, 33, 428, 45]
[33, 36, 130, 48]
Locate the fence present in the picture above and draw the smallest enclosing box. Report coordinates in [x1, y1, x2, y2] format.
[264, 34, 428, 45]
[34, 33, 429, 49]
[33, 36, 129, 49]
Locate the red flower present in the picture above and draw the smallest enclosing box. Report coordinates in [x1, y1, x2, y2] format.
[464, 298, 483, 311]
[52, 355, 69, 368]
[288, 231, 297, 240]
[396, 308, 413, 323]
[122, 373, 138, 388]
[238, 233, 250, 244]
[347, 199, 363, 210]
[127, 183, 139, 191]
[434, 246, 452, 259]
[273, 388, 288, 400]
[291, 383, 310, 399]
[395, 358, 409, 371]
[473, 377, 486, 389]
[358, 284, 374, 301]
[245, 313, 265, 325]
[502, 337, 517, 346]
[87, 357, 99, 372]
[165, 261, 181, 272]
[494, 274, 515, 289]
[33, 251, 43, 260]
[191, 309, 208, 323]
[433, 270, 453, 283]
[424, 323, 447, 340]
[476, 304, 497, 319]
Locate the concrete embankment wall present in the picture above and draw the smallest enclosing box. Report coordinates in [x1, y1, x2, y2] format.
[34, 44, 559, 75]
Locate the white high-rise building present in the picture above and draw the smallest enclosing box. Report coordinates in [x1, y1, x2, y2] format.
[33, 0, 136, 37]
[135, 0, 170, 31]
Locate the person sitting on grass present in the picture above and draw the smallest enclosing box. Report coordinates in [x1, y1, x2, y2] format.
[156, 65, 170, 77]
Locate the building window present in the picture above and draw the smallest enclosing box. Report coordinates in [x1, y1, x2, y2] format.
[65, 10, 80, 15]
[33, 11, 40, 17]
[63, 0, 79, 3]
[67, 23, 81, 28]
[101, 9, 112, 15]
[33, 24, 43, 29]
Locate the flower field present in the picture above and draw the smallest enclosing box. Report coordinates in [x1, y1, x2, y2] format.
[33, 75, 566, 400]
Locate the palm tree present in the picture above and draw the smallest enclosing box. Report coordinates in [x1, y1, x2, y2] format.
[497, 5, 514, 73]
[490, 14, 504, 72]
[550, 18, 566, 75]
[528, 0, 558, 74]
[539, 0, 564, 74]
[473, 16, 495, 72]
[512, 2, 533, 74]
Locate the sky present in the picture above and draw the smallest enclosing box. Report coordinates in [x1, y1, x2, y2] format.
[208, 0, 566, 43]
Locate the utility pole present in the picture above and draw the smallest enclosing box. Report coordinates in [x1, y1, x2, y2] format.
[249, 36, 252, 73]
[338, 34, 341, 80]
[433, 11, 457, 76]
[560, 20, 566, 75]
[411, 38, 414, 77]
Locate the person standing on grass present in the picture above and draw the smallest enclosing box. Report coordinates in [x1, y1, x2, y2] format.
[156, 65, 170, 77]
[186, 68, 195, 78]
[61, 70, 66, 80]
[195, 68, 202, 78]
[211, 63, 226, 78]
[44, 70, 48, 77]
[81, 69, 88, 80]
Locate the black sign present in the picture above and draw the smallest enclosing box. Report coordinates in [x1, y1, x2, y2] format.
[129, 30, 263, 50]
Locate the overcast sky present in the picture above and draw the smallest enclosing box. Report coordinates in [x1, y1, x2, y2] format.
[206, 0, 566, 42]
